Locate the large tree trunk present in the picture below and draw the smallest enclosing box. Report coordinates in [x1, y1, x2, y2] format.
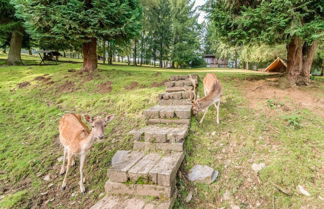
[159, 42, 163, 68]
[7, 30, 23, 65]
[299, 41, 318, 85]
[286, 36, 304, 86]
[286, 37, 318, 86]
[82, 38, 97, 72]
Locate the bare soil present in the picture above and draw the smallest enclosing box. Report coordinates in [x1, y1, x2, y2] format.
[56, 81, 75, 93]
[17, 81, 30, 88]
[242, 78, 324, 117]
[124, 81, 139, 90]
[151, 80, 167, 87]
[97, 81, 112, 93]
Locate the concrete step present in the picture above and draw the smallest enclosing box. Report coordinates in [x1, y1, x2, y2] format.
[133, 141, 184, 152]
[159, 91, 193, 100]
[165, 80, 194, 88]
[169, 74, 198, 81]
[105, 181, 173, 198]
[108, 151, 184, 187]
[129, 125, 189, 143]
[143, 105, 192, 120]
[146, 118, 190, 125]
[90, 194, 176, 209]
[166, 86, 193, 93]
[159, 99, 192, 106]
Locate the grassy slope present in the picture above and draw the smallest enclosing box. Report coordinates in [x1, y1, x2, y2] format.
[0, 54, 323, 209]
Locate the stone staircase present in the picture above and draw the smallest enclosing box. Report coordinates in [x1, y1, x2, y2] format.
[91, 74, 198, 209]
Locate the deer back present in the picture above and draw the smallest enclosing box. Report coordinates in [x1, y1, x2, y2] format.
[59, 114, 90, 152]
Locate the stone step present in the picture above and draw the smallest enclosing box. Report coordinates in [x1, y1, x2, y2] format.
[169, 74, 199, 81]
[165, 80, 194, 88]
[166, 86, 193, 92]
[133, 141, 184, 152]
[143, 105, 192, 120]
[105, 181, 173, 198]
[159, 99, 192, 106]
[146, 118, 190, 125]
[90, 194, 176, 209]
[159, 91, 194, 100]
[108, 151, 184, 187]
[129, 125, 189, 143]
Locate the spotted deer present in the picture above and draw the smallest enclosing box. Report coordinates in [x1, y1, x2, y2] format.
[59, 113, 114, 193]
[192, 73, 222, 124]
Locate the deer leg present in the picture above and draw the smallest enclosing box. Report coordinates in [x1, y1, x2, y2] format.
[60, 148, 67, 175]
[61, 151, 72, 190]
[216, 101, 220, 124]
[199, 107, 209, 124]
[79, 153, 86, 193]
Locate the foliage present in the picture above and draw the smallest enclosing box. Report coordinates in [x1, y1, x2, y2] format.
[14, 0, 142, 46]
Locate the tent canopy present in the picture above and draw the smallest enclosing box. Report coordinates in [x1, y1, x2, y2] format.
[265, 57, 287, 73]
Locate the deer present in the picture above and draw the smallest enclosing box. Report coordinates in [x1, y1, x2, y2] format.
[192, 73, 222, 124]
[58, 113, 114, 193]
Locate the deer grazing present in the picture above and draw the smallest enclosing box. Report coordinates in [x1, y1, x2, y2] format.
[59, 113, 114, 193]
[192, 73, 222, 124]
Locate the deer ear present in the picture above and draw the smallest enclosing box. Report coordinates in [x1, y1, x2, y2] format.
[84, 115, 93, 123]
[105, 115, 114, 123]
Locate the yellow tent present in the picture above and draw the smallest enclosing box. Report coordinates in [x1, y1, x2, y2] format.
[265, 57, 287, 73]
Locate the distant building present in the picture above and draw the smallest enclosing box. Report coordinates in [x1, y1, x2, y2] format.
[203, 54, 228, 68]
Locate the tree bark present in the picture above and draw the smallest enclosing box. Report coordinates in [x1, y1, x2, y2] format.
[299, 40, 318, 85]
[28, 48, 32, 55]
[286, 36, 304, 86]
[133, 40, 137, 66]
[286, 37, 318, 86]
[160, 42, 163, 68]
[7, 29, 23, 65]
[82, 37, 97, 72]
[103, 40, 106, 64]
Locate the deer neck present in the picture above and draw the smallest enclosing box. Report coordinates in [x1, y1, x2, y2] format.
[196, 87, 220, 110]
[81, 130, 95, 152]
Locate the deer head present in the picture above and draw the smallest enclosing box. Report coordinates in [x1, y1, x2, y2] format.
[84, 114, 114, 139]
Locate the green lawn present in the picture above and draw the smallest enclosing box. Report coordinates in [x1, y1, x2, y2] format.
[0, 54, 323, 209]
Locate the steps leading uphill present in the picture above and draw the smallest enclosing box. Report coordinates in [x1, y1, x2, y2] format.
[91, 74, 198, 209]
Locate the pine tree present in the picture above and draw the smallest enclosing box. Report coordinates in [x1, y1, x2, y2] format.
[210, 0, 324, 86]
[0, 0, 25, 65]
[15, 0, 142, 72]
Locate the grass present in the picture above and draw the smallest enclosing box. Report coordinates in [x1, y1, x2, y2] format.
[0, 54, 323, 209]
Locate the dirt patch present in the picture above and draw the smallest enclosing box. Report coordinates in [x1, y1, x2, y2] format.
[34, 76, 52, 82]
[124, 81, 139, 90]
[56, 81, 75, 93]
[151, 80, 167, 87]
[67, 69, 76, 72]
[242, 78, 324, 117]
[97, 81, 112, 93]
[17, 82, 31, 88]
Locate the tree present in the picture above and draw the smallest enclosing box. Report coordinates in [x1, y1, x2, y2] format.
[169, 0, 202, 68]
[16, 0, 142, 72]
[0, 0, 26, 65]
[210, 0, 324, 86]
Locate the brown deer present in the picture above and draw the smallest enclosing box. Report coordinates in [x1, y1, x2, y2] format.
[192, 73, 222, 124]
[59, 113, 114, 193]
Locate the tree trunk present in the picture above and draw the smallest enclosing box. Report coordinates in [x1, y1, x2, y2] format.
[7, 29, 23, 65]
[127, 55, 130, 65]
[103, 40, 106, 64]
[286, 37, 318, 86]
[133, 40, 137, 66]
[299, 40, 318, 85]
[286, 36, 304, 86]
[3, 47, 6, 54]
[246, 62, 249, 70]
[160, 42, 163, 68]
[28, 48, 32, 55]
[82, 38, 97, 72]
